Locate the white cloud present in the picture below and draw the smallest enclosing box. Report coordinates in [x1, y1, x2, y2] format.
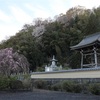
[0, 9, 11, 22]
[25, 4, 52, 19]
[10, 6, 33, 24]
[70, 0, 100, 9]
[48, 0, 69, 15]
[0, 23, 21, 41]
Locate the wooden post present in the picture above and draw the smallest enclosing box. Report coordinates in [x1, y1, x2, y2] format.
[93, 47, 98, 68]
[80, 50, 83, 69]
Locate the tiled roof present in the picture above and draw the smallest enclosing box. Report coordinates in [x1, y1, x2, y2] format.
[70, 32, 100, 50]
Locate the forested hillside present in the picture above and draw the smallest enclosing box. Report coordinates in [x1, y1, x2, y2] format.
[0, 6, 100, 71]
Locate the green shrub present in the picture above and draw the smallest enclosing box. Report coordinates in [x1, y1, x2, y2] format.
[9, 79, 23, 90]
[89, 83, 100, 95]
[81, 83, 89, 94]
[51, 81, 83, 93]
[51, 83, 62, 91]
[62, 81, 74, 92]
[73, 84, 82, 93]
[47, 85, 51, 90]
[0, 76, 10, 90]
[22, 78, 32, 90]
[33, 80, 47, 89]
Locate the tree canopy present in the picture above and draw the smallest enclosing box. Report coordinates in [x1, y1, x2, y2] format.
[0, 48, 29, 76]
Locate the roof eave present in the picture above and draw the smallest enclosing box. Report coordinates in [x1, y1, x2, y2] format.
[70, 43, 96, 50]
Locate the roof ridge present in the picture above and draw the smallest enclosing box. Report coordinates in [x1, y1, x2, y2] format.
[71, 32, 100, 50]
[85, 32, 100, 38]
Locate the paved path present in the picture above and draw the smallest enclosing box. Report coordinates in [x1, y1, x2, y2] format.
[0, 90, 99, 100]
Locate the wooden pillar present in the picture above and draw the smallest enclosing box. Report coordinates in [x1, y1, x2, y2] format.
[80, 50, 83, 69]
[93, 47, 98, 68]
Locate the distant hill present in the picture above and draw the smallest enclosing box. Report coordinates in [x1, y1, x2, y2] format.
[0, 6, 100, 71]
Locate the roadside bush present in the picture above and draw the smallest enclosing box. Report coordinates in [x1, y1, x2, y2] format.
[51, 83, 62, 91]
[0, 76, 10, 90]
[50, 81, 83, 93]
[81, 83, 89, 94]
[0, 75, 32, 91]
[22, 78, 32, 90]
[47, 85, 51, 90]
[32, 79, 100, 95]
[9, 79, 23, 90]
[89, 83, 100, 95]
[73, 84, 82, 93]
[62, 81, 74, 92]
[33, 80, 47, 89]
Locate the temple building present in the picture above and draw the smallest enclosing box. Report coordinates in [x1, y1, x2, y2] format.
[70, 32, 100, 68]
[45, 56, 62, 72]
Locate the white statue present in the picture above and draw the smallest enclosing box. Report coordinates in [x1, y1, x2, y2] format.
[45, 55, 62, 72]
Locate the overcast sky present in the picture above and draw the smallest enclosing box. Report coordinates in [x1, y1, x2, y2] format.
[0, 0, 100, 42]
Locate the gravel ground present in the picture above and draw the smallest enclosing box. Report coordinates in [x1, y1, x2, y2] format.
[0, 89, 100, 100]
